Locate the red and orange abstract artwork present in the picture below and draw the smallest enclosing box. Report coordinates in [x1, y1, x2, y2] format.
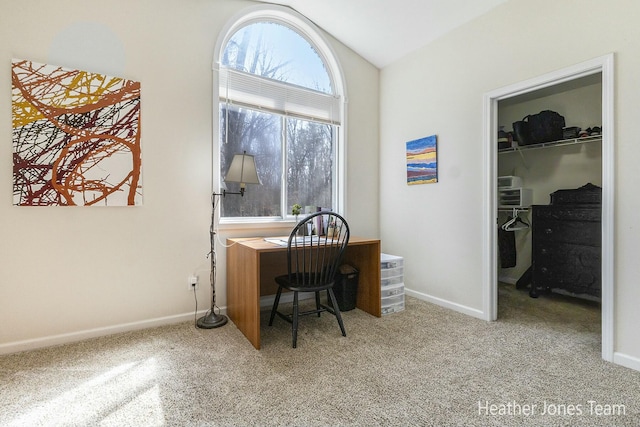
[12, 59, 142, 206]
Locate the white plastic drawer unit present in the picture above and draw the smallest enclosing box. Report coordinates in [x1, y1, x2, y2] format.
[381, 295, 405, 315]
[382, 293, 404, 305]
[497, 175, 523, 189]
[498, 187, 533, 208]
[381, 283, 404, 298]
[381, 301, 405, 315]
[381, 267, 404, 279]
[381, 275, 403, 288]
[381, 253, 404, 270]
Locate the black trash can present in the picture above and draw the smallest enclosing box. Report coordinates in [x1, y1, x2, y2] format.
[332, 264, 359, 311]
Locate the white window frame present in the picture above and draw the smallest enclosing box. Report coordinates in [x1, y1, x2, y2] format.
[213, 5, 347, 228]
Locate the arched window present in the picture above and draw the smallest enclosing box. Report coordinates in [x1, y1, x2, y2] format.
[215, 6, 345, 221]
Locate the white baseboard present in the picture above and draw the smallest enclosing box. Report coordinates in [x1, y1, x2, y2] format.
[0, 293, 317, 355]
[613, 352, 640, 372]
[405, 288, 485, 320]
[1, 291, 316, 355]
[0, 308, 216, 356]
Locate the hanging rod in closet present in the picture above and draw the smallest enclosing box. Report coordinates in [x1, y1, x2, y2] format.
[498, 207, 529, 212]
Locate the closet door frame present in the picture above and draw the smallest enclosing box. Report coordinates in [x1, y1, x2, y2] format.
[482, 53, 615, 362]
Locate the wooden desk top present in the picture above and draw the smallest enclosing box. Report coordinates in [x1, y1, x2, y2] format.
[227, 236, 380, 252]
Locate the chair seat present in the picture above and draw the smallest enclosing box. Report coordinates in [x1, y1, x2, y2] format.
[275, 274, 335, 293]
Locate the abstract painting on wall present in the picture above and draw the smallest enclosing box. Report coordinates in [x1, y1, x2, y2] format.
[406, 134, 438, 185]
[12, 59, 142, 206]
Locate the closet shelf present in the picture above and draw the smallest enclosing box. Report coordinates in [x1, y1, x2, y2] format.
[498, 135, 602, 154]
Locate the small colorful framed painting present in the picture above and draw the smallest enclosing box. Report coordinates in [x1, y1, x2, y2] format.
[406, 134, 437, 185]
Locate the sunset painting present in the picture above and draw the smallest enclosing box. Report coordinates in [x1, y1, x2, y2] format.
[406, 134, 437, 185]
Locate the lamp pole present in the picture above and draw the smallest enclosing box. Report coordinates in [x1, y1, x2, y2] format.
[196, 150, 259, 329]
[196, 192, 228, 329]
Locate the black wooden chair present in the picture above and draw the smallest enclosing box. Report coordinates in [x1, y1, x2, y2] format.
[268, 211, 350, 348]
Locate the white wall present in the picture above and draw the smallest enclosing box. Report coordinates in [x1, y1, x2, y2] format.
[0, 0, 379, 352]
[380, 0, 640, 365]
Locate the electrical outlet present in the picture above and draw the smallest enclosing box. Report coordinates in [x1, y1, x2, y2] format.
[188, 275, 198, 290]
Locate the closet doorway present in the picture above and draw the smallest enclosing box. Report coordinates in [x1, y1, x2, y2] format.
[482, 54, 614, 362]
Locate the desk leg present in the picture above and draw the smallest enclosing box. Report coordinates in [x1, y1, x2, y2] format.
[344, 241, 381, 317]
[227, 240, 261, 349]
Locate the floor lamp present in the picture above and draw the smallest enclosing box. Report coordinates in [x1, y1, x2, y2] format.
[197, 151, 261, 329]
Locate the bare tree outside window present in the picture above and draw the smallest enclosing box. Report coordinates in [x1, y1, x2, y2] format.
[286, 117, 333, 210]
[219, 21, 337, 219]
[220, 105, 282, 217]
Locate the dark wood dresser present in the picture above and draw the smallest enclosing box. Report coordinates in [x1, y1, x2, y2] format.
[530, 184, 602, 299]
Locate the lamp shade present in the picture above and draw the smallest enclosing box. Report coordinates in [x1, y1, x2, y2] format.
[225, 151, 261, 186]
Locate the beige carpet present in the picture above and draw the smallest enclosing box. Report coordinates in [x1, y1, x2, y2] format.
[0, 284, 638, 426]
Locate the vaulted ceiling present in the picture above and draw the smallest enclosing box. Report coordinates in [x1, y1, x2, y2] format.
[252, 0, 509, 68]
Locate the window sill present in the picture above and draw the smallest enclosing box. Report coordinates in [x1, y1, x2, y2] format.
[218, 218, 297, 231]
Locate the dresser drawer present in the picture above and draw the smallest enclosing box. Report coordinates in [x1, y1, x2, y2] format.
[533, 219, 601, 246]
[532, 243, 601, 297]
[532, 206, 601, 222]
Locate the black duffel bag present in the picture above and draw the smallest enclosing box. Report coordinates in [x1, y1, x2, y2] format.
[513, 110, 565, 146]
[529, 110, 565, 143]
[512, 118, 531, 145]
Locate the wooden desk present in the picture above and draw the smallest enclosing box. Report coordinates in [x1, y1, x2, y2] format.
[226, 236, 381, 349]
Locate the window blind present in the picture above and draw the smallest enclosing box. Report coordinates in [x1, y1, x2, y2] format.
[218, 68, 342, 125]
